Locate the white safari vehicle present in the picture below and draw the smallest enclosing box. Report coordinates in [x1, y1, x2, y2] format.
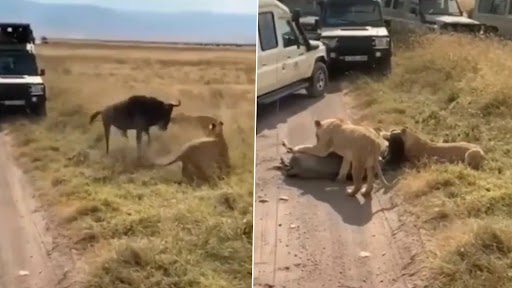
[0, 23, 47, 117]
[257, 0, 329, 105]
[381, 0, 497, 34]
[471, 0, 512, 38]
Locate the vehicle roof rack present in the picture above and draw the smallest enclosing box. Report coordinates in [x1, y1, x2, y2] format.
[0, 23, 35, 46]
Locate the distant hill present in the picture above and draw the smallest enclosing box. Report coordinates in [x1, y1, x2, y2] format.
[0, 0, 256, 44]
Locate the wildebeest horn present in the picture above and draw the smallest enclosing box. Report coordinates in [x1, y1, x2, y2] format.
[169, 100, 181, 107]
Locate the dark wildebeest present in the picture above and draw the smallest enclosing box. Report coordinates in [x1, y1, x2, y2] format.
[89, 95, 181, 157]
[277, 130, 407, 180]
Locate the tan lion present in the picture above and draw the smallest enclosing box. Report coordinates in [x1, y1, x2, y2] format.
[160, 120, 230, 184]
[398, 126, 485, 170]
[290, 118, 397, 197]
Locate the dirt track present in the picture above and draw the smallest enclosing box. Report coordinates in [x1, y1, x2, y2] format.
[0, 131, 71, 288]
[253, 87, 424, 288]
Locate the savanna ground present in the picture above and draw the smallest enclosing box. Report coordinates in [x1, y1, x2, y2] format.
[10, 41, 255, 287]
[348, 33, 512, 287]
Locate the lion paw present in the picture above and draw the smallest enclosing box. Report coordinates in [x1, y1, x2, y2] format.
[346, 190, 358, 197]
[361, 186, 374, 197]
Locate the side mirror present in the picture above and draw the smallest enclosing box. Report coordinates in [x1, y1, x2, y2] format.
[314, 18, 320, 30]
[409, 7, 418, 15]
[292, 8, 302, 22]
[39, 69, 46, 76]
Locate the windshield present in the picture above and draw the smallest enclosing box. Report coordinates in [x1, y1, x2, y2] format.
[0, 53, 39, 76]
[419, 0, 462, 16]
[321, 2, 384, 27]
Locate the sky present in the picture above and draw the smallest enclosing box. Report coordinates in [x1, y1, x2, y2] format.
[32, 0, 257, 14]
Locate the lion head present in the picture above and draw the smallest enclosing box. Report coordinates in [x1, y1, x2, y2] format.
[313, 118, 348, 142]
[206, 120, 225, 138]
[399, 126, 430, 152]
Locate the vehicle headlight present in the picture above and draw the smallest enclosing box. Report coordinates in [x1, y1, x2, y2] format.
[373, 37, 390, 49]
[29, 84, 45, 95]
[321, 38, 338, 47]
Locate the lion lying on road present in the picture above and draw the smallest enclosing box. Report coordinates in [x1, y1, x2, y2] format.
[158, 119, 230, 184]
[398, 126, 485, 170]
[288, 118, 397, 197]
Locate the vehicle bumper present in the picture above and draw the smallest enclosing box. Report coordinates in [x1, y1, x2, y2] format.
[0, 93, 46, 110]
[327, 48, 392, 66]
[0, 83, 46, 110]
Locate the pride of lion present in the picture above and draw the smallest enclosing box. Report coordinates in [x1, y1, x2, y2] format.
[281, 117, 485, 197]
[90, 95, 231, 185]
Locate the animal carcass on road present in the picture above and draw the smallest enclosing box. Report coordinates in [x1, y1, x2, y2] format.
[278, 129, 407, 181]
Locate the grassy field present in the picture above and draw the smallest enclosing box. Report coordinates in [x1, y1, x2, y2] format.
[348, 34, 512, 288]
[12, 42, 255, 287]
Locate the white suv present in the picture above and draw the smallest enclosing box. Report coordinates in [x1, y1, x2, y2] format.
[258, 0, 329, 105]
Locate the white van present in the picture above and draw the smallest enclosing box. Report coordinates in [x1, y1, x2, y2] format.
[257, 0, 329, 105]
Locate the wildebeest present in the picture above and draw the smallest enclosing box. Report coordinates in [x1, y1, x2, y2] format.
[277, 130, 407, 180]
[89, 95, 181, 157]
[380, 129, 408, 169]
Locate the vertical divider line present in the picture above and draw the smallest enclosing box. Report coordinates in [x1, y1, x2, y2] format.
[272, 99, 280, 285]
[251, 8, 259, 288]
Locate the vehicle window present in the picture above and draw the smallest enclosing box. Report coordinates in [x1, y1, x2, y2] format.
[478, 0, 507, 14]
[280, 0, 320, 16]
[384, 0, 393, 8]
[282, 20, 300, 48]
[0, 53, 38, 76]
[258, 12, 278, 51]
[392, 0, 405, 9]
[419, 0, 462, 16]
[322, 2, 385, 27]
[409, 2, 420, 14]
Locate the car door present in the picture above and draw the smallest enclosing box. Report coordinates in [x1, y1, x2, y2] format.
[257, 11, 280, 96]
[276, 19, 308, 86]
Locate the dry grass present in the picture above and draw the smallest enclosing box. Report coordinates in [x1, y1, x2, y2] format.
[348, 34, 512, 287]
[10, 42, 255, 287]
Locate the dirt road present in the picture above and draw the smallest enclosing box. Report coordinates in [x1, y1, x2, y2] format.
[0, 131, 71, 288]
[253, 89, 424, 288]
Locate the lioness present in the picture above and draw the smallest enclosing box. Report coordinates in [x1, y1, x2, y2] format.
[160, 120, 230, 184]
[398, 126, 485, 170]
[290, 118, 397, 197]
[171, 113, 219, 133]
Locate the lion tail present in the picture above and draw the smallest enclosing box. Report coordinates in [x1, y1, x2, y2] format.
[375, 162, 398, 187]
[89, 110, 102, 125]
[162, 155, 181, 166]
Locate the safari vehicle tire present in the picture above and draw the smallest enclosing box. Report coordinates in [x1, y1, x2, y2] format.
[375, 58, 392, 76]
[306, 61, 328, 98]
[29, 102, 47, 118]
